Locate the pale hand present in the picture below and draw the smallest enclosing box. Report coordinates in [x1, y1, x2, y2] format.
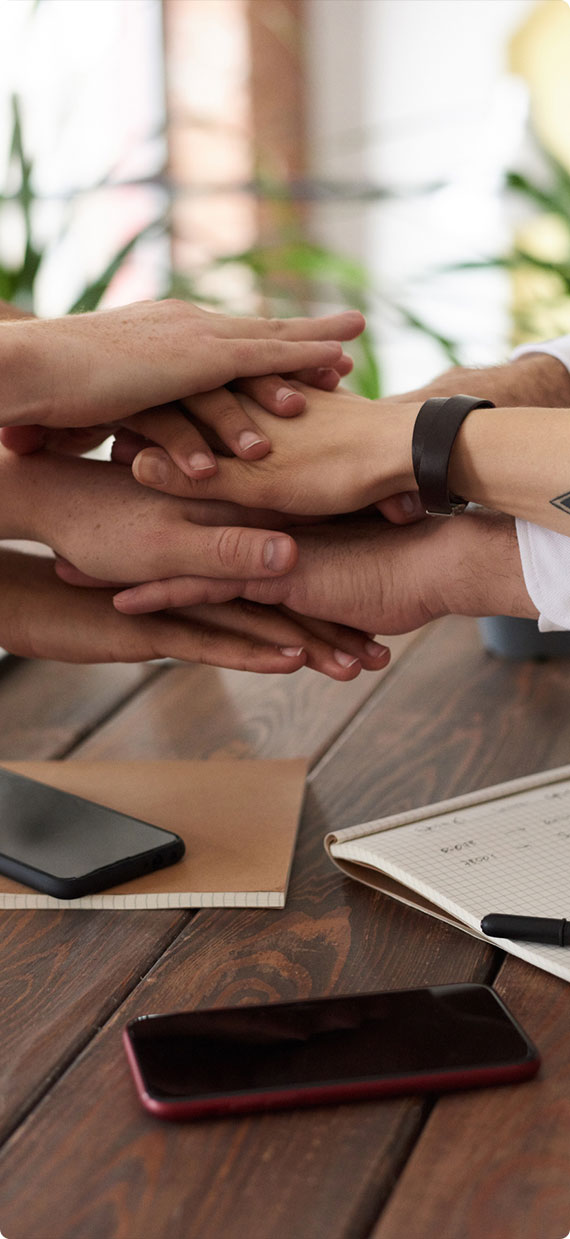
[131, 385, 419, 516]
[0, 300, 362, 431]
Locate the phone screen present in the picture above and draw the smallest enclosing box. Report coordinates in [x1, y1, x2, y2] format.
[0, 766, 184, 896]
[126, 985, 536, 1103]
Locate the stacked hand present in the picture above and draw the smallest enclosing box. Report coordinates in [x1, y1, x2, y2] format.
[0, 298, 539, 672]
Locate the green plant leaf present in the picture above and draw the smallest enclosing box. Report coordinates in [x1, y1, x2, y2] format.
[67, 219, 163, 313]
[390, 302, 460, 366]
[349, 329, 382, 399]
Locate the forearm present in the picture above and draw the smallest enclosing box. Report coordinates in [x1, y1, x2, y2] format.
[391, 353, 570, 408]
[448, 406, 570, 534]
[0, 300, 34, 322]
[434, 511, 538, 622]
[0, 446, 46, 539]
[242, 510, 537, 637]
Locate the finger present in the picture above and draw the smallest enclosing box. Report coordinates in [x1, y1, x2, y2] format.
[376, 492, 427, 524]
[214, 309, 365, 343]
[1, 425, 114, 457]
[54, 556, 118, 588]
[169, 498, 294, 530]
[159, 520, 298, 580]
[114, 576, 241, 613]
[113, 575, 390, 676]
[221, 338, 343, 383]
[232, 376, 306, 417]
[180, 388, 272, 465]
[233, 355, 355, 413]
[122, 404, 218, 478]
[179, 600, 364, 682]
[151, 613, 308, 675]
[111, 428, 150, 465]
[132, 447, 246, 504]
[282, 610, 391, 673]
[288, 357, 353, 389]
[0, 425, 49, 453]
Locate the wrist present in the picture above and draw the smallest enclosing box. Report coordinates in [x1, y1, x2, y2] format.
[387, 353, 570, 408]
[511, 352, 570, 407]
[369, 399, 418, 498]
[436, 511, 538, 620]
[0, 447, 55, 542]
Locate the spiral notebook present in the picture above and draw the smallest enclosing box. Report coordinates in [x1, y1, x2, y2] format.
[0, 759, 307, 909]
[325, 763, 570, 984]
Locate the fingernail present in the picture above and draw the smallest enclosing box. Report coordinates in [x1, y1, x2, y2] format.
[189, 451, 215, 473]
[333, 650, 361, 668]
[135, 450, 169, 485]
[400, 491, 424, 516]
[365, 640, 389, 659]
[316, 368, 337, 380]
[280, 646, 304, 657]
[264, 537, 293, 572]
[276, 387, 297, 403]
[238, 430, 268, 453]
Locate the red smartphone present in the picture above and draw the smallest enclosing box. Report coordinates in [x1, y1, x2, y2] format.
[123, 983, 540, 1120]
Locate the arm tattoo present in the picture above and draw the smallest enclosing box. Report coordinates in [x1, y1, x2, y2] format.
[550, 492, 570, 515]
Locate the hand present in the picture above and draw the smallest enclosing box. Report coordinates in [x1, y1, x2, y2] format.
[0, 300, 363, 432]
[1, 449, 388, 679]
[0, 548, 388, 676]
[112, 511, 538, 635]
[130, 384, 419, 516]
[4, 449, 301, 582]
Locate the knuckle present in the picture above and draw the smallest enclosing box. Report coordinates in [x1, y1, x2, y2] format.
[267, 317, 284, 335]
[208, 402, 242, 430]
[215, 525, 255, 572]
[160, 297, 186, 317]
[143, 525, 175, 573]
[233, 339, 256, 365]
[246, 577, 287, 607]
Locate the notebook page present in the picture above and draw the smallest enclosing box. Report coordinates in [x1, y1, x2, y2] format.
[331, 777, 570, 983]
[0, 890, 285, 910]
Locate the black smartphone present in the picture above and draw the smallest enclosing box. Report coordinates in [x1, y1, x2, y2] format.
[0, 766, 185, 899]
[124, 983, 540, 1120]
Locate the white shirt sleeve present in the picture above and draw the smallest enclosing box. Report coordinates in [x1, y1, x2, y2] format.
[510, 335, 570, 631]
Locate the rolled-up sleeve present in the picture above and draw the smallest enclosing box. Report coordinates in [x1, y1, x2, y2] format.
[509, 336, 570, 630]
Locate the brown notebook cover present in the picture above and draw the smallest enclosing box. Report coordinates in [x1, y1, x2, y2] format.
[0, 759, 307, 909]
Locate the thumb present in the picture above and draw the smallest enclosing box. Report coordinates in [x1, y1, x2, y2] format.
[0, 425, 49, 454]
[376, 492, 426, 524]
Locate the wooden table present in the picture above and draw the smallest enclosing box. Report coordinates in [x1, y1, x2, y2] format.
[0, 616, 569, 1239]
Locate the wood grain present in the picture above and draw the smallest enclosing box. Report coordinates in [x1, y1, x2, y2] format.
[373, 957, 570, 1239]
[0, 633, 418, 1149]
[0, 619, 499, 1239]
[0, 657, 159, 759]
[71, 633, 420, 764]
[0, 656, 189, 1143]
[4, 617, 570, 1239]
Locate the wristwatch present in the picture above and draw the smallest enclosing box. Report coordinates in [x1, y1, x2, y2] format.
[411, 394, 495, 515]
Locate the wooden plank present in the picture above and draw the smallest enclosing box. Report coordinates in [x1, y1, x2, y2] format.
[0, 634, 418, 1150]
[372, 956, 570, 1239]
[72, 632, 420, 764]
[0, 656, 188, 1144]
[0, 907, 188, 1144]
[0, 619, 504, 1239]
[347, 618, 570, 1239]
[0, 658, 158, 759]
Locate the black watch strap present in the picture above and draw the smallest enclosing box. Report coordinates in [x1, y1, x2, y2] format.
[412, 394, 495, 515]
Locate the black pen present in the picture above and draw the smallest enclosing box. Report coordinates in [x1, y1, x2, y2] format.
[481, 914, 570, 946]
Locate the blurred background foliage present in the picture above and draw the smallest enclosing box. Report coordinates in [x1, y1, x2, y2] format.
[3, 85, 570, 401]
